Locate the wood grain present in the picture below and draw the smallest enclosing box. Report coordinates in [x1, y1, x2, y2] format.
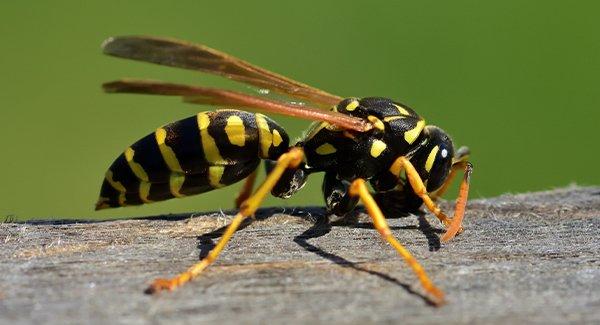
[1, 186, 599, 324]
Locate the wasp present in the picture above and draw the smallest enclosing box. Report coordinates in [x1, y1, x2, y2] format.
[96, 36, 473, 305]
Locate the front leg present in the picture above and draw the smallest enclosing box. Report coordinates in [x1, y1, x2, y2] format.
[349, 179, 445, 305]
[389, 157, 473, 242]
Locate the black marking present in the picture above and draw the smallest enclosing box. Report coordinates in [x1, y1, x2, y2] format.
[162, 115, 209, 174]
[107, 153, 140, 192]
[130, 132, 171, 183]
[147, 182, 175, 202]
[124, 192, 144, 206]
[99, 180, 121, 207]
[207, 110, 259, 162]
[180, 171, 214, 196]
[220, 159, 261, 186]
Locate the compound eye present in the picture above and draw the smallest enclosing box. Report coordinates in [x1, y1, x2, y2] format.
[425, 144, 453, 192]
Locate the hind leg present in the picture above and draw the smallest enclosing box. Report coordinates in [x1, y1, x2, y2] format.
[234, 168, 258, 208]
[147, 148, 305, 294]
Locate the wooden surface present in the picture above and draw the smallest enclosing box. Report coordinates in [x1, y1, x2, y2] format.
[1, 186, 599, 324]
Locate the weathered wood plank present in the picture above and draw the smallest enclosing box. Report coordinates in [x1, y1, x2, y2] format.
[1, 186, 599, 324]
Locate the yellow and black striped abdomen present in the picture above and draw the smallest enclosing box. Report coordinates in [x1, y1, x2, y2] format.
[96, 110, 289, 210]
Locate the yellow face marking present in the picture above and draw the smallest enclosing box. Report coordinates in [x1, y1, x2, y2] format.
[156, 128, 184, 172]
[345, 100, 360, 111]
[197, 113, 226, 164]
[169, 173, 186, 198]
[367, 115, 385, 131]
[394, 104, 410, 116]
[105, 170, 126, 192]
[404, 120, 425, 144]
[272, 129, 283, 147]
[370, 140, 387, 158]
[124, 147, 149, 182]
[224, 115, 246, 147]
[315, 143, 337, 155]
[425, 145, 440, 173]
[208, 166, 225, 188]
[139, 181, 152, 203]
[255, 114, 273, 158]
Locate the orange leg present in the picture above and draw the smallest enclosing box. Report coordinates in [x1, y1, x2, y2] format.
[234, 169, 258, 208]
[146, 148, 304, 294]
[349, 179, 446, 305]
[432, 147, 470, 200]
[440, 162, 472, 242]
[389, 157, 472, 242]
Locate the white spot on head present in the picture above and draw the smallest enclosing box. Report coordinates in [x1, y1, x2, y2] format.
[441, 149, 448, 158]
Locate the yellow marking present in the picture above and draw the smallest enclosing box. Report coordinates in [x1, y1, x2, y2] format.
[197, 113, 226, 164]
[224, 115, 246, 147]
[368, 115, 385, 131]
[139, 181, 152, 203]
[404, 120, 425, 144]
[208, 166, 225, 188]
[345, 100, 360, 111]
[383, 116, 406, 122]
[370, 140, 387, 158]
[425, 145, 440, 173]
[124, 147, 149, 182]
[331, 104, 338, 112]
[272, 129, 283, 147]
[156, 128, 184, 172]
[105, 170, 126, 192]
[394, 104, 410, 116]
[255, 114, 273, 158]
[169, 173, 186, 197]
[315, 143, 337, 155]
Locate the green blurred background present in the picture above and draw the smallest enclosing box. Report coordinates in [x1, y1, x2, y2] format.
[1, 1, 598, 221]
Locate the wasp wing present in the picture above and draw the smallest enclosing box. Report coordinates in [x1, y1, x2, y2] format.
[103, 79, 371, 132]
[102, 36, 342, 107]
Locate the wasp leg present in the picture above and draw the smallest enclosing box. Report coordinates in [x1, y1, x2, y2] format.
[440, 162, 473, 242]
[348, 179, 445, 305]
[389, 157, 472, 242]
[431, 146, 470, 200]
[234, 168, 258, 208]
[146, 147, 305, 294]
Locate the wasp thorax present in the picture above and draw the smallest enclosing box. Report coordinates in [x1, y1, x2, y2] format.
[411, 125, 455, 192]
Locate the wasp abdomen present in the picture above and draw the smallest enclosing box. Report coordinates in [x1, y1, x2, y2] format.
[96, 110, 289, 209]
